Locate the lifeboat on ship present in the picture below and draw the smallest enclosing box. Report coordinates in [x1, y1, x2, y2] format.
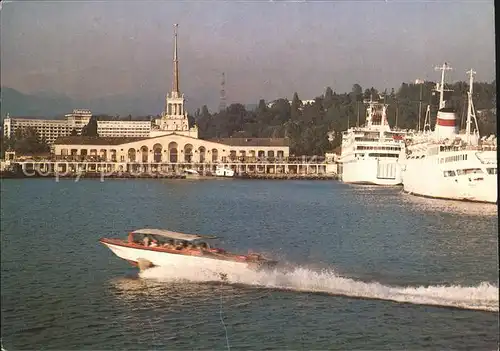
[99, 228, 277, 272]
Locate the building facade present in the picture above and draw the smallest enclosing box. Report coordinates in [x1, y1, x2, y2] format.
[3, 109, 152, 144]
[51, 24, 289, 163]
[3, 116, 73, 144]
[53, 134, 289, 163]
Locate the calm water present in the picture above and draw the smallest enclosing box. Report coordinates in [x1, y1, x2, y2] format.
[1, 178, 498, 350]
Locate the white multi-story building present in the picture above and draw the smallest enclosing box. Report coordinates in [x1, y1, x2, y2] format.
[3, 109, 152, 144]
[65, 109, 93, 134]
[98, 120, 151, 138]
[3, 115, 73, 144]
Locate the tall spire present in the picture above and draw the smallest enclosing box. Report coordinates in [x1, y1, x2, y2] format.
[173, 24, 180, 97]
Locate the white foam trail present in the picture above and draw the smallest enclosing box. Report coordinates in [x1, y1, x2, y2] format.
[140, 262, 499, 312]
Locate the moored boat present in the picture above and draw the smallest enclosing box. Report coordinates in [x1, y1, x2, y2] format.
[338, 96, 408, 185]
[215, 165, 235, 177]
[401, 64, 497, 203]
[183, 168, 201, 179]
[99, 228, 277, 272]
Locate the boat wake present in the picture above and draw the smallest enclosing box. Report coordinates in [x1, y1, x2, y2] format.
[139, 263, 499, 312]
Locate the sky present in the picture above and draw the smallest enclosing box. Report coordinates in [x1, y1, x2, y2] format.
[0, 0, 496, 113]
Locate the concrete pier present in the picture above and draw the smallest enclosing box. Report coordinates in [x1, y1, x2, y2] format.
[1, 159, 339, 180]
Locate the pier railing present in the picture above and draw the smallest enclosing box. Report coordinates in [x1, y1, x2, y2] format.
[2, 158, 338, 181]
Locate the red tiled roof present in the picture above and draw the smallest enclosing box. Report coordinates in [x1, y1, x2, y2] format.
[53, 136, 150, 145]
[207, 137, 289, 147]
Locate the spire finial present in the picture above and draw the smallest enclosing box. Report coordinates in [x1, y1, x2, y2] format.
[173, 24, 180, 95]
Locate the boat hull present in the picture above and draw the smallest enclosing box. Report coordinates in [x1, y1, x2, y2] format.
[402, 150, 497, 203]
[100, 240, 275, 272]
[340, 158, 403, 186]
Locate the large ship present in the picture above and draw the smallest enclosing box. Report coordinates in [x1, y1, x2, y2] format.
[401, 63, 497, 203]
[338, 97, 408, 185]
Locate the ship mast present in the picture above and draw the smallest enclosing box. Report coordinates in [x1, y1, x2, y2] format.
[423, 105, 431, 132]
[465, 69, 480, 144]
[434, 62, 452, 109]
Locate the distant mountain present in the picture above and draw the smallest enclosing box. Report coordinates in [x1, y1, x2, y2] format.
[1, 87, 74, 118]
[0, 87, 217, 118]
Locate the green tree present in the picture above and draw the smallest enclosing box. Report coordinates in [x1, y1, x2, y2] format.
[81, 116, 99, 137]
[323, 87, 334, 110]
[193, 79, 496, 155]
[5, 127, 50, 155]
[290, 92, 302, 121]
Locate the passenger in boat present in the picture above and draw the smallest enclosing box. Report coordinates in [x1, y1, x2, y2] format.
[147, 237, 159, 247]
[162, 240, 174, 249]
[142, 236, 150, 247]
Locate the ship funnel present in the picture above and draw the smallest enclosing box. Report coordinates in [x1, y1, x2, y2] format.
[435, 108, 458, 139]
[433, 62, 458, 139]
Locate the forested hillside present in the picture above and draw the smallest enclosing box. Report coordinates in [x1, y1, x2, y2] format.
[195, 81, 496, 156]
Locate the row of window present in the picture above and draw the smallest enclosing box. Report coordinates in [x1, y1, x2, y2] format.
[407, 155, 425, 159]
[355, 153, 399, 158]
[443, 167, 497, 177]
[99, 129, 150, 132]
[356, 146, 401, 151]
[439, 154, 468, 164]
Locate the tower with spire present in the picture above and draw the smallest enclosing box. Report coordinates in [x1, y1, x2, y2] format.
[153, 24, 198, 138]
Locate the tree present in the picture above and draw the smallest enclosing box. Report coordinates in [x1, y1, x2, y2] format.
[256, 99, 268, 116]
[323, 87, 334, 110]
[70, 128, 78, 136]
[192, 79, 496, 155]
[3, 127, 50, 155]
[291, 92, 302, 121]
[81, 116, 99, 137]
[351, 84, 363, 100]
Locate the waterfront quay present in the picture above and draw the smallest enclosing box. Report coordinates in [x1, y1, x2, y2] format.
[1, 156, 338, 180]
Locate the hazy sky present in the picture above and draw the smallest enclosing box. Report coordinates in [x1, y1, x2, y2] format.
[1, 0, 496, 112]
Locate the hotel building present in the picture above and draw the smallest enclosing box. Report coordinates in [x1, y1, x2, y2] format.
[3, 109, 152, 144]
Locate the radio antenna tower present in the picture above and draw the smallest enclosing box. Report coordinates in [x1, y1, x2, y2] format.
[219, 72, 226, 112]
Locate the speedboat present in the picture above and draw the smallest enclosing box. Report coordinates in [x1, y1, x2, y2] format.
[99, 228, 277, 272]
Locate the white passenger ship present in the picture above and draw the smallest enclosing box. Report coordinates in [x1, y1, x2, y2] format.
[338, 97, 408, 185]
[401, 63, 497, 203]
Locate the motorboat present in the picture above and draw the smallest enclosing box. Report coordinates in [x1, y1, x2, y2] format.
[99, 228, 277, 272]
[183, 168, 200, 179]
[214, 165, 235, 177]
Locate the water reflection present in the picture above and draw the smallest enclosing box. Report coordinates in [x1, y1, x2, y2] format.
[400, 193, 498, 216]
[107, 276, 252, 308]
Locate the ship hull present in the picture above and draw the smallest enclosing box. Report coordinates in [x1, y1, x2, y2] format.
[340, 158, 403, 186]
[402, 150, 497, 203]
